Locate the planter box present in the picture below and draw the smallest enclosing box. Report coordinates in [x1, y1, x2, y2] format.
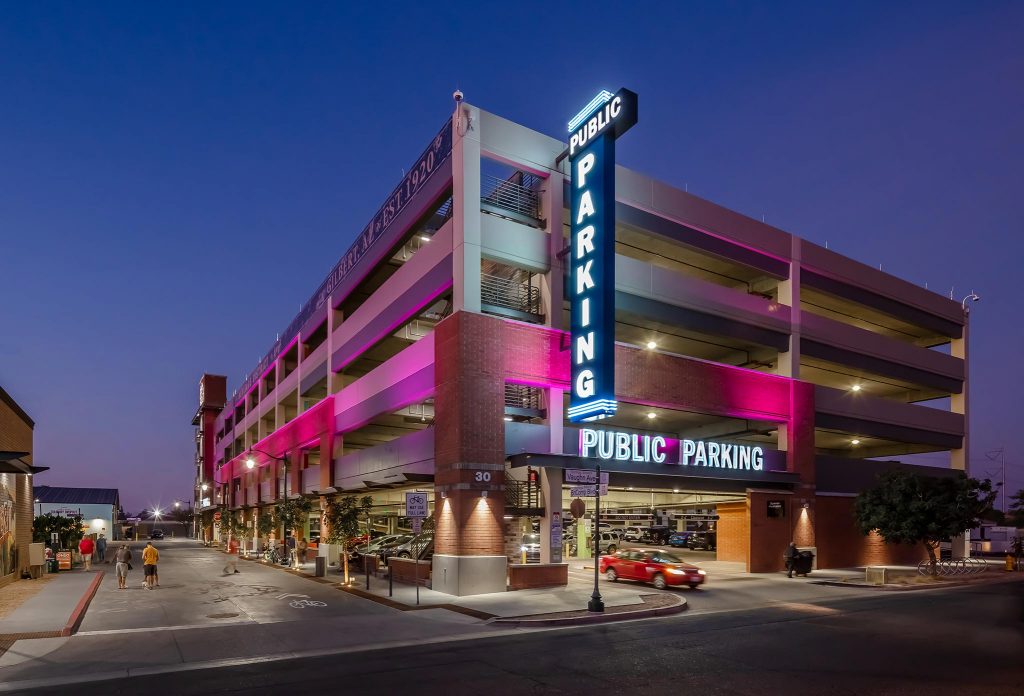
[508, 563, 569, 590]
[389, 557, 431, 586]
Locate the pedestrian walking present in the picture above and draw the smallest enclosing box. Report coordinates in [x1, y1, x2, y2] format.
[142, 541, 159, 589]
[286, 533, 296, 567]
[296, 536, 308, 568]
[223, 537, 240, 575]
[114, 544, 133, 589]
[1013, 537, 1023, 572]
[96, 534, 108, 564]
[79, 535, 95, 571]
[784, 542, 798, 578]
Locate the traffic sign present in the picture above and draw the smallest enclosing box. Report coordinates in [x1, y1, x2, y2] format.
[405, 492, 428, 518]
[569, 484, 608, 497]
[213, 511, 221, 521]
[569, 498, 586, 519]
[565, 469, 609, 485]
[412, 518, 423, 533]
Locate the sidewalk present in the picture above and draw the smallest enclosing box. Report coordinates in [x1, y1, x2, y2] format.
[244, 554, 666, 619]
[0, 570, 102, 637]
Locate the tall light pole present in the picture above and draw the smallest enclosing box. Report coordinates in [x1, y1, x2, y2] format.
[247, 448, 291, 564]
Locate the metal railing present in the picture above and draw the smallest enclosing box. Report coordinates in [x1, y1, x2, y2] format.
[505, 383, 541, 411]
[917, 557, 989, 576]
[505, 479, 540, 511]
[481, 174, 541, 220]
[481, 273, 541, 317]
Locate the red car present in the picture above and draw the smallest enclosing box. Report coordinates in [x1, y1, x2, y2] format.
[600, 549, 706, 590]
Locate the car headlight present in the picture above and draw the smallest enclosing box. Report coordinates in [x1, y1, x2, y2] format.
[520, 545, 527, 552]
[666, 568, 686, 575]
[697, 570, 706, 575]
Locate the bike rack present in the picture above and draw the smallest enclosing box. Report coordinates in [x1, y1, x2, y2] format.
[917, 557, 989, 576]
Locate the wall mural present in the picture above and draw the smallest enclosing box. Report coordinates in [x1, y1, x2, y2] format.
[0, 485, 15, 577]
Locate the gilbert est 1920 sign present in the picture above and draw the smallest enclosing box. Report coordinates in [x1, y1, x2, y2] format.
[567, 88, 638, 424]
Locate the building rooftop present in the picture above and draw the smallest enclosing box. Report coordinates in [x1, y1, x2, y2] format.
[34, 486, 119, 506]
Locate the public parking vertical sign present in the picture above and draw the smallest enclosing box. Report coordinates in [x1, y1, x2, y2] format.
[567, 88, 638, 423]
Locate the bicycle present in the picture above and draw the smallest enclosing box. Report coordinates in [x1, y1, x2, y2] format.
[263, 546, 284, 565]
[289, 599, 326, 609]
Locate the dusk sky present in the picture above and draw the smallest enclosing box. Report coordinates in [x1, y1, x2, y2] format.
[2, 2, 1021, 513]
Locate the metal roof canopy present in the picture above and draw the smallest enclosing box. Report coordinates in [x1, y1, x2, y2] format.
[508, 452, 797, 494]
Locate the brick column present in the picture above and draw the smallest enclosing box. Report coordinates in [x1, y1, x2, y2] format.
[432, 312, 508, 595]
[319, 431, 336, 493]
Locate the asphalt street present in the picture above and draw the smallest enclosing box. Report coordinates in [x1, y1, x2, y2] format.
[13, 553, 1024, 695]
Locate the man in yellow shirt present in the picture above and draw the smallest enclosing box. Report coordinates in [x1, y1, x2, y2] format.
[142, 542, 160, 590]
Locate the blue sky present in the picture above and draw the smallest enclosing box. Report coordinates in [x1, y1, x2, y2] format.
[1, 1, 1021, 511]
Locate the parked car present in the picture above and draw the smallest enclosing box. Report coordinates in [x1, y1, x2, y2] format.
[600, 549, 706, 590]
[640, 526, 672, 545]
[351, 533, 407, 560]
[622, 526, 645, 542]
[149, 529, 164, 540]
[668, 531, 693, 548]
[596, 531, 620, 554]
[382, 531, 434, 564]
[520, 533, 541, 563]
[687, 531, 717, 551]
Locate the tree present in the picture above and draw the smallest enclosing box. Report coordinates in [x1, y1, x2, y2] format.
[274, 498, 313, 536]
[323, 495, 373, 583]
[1008, 489, 1024, 528]
[256, 509, 276, 541]
[33, 513, 83, 549]
[855, 470, 997, 571]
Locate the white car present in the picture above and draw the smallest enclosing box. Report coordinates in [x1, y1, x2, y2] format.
[622, 526, 644, 542]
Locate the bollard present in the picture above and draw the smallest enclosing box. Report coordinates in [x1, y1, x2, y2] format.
[315, 556, 326, 577]
[1007, 554, 1015, 572]
[388, 564, 393, 597]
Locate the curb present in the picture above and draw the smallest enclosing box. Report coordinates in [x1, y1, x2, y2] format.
[491, 594, 687, 627]
[812, 573, 1024, 592]
[61, 571, 104, 636]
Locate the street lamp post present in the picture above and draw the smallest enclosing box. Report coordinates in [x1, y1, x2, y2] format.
[588, 463, 604, 613]
[246, 448, 291, 565]
[34, 498, 41, 517]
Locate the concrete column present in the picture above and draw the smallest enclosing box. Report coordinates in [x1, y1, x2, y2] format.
[543, 171, 565, 330]
[539, 467, 563, 564]
[950, 315, 970, 558]
[288, 449, 302, 498]
[452, 104, 482, 313]
[776, 237, 802, 380]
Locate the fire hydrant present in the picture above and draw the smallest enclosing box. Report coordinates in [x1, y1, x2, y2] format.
[1006, 554, 1015, 572]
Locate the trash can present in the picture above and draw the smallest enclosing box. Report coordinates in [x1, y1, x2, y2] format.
[47, 558, 59, 573]
[793, 551, 814, 576]
[315, 556, 326, 577]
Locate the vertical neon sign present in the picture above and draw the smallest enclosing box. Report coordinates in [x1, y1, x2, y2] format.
[566, 88, 638, 422]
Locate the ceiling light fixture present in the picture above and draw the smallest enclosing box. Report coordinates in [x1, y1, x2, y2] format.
[646, 341, 657, 350]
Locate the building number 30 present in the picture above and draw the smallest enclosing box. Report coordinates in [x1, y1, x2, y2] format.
[474, 471, 492, 482]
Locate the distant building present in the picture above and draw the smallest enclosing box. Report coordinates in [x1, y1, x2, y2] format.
[1, 384, 46, 586]
[33, 486, 121, 541]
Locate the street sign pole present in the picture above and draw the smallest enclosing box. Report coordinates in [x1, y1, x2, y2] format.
[588, 463, 604, 613]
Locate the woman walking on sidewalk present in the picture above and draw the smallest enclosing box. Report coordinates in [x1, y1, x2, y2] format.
[115, 544, 133, 589]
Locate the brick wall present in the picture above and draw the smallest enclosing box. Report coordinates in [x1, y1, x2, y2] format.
[815, 495, 928, 568]
[748, 491, 793, 572]
[508, 563, 568, 590]
[389, 557, 431, 585]
[716, 501, 749, 563]
[433, 312, 506, 556]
